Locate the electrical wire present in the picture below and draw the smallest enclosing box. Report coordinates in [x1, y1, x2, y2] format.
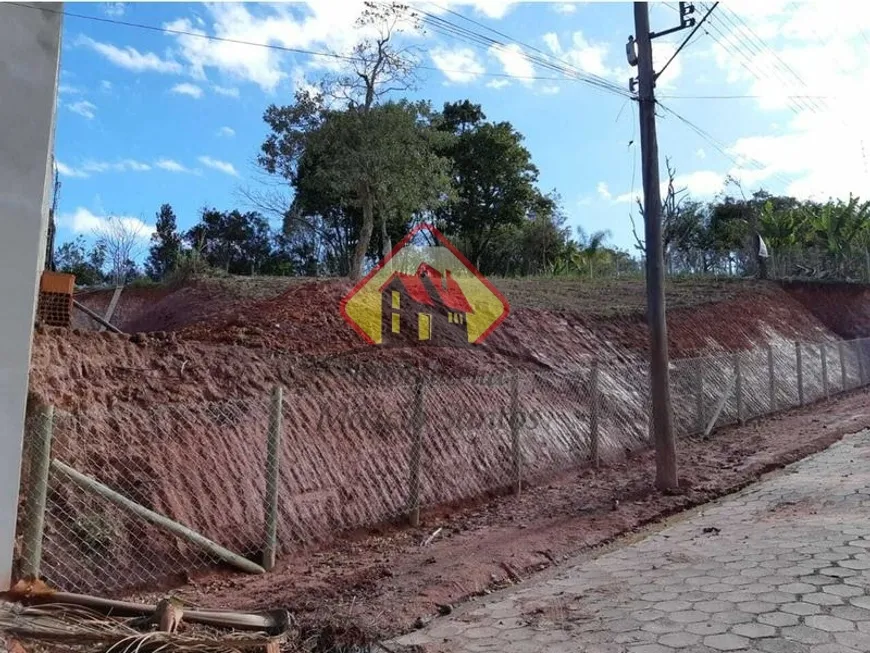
[656, 101, 795, 188]
[418, 2, 629, 96]
[6, 1, 577, 87]
[655, 2, 719, 82]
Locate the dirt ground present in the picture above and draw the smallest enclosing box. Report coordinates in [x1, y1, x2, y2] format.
[134, 387, 870, 646]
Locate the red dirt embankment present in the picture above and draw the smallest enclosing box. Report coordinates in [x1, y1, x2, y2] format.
[26, 278, 868, 597]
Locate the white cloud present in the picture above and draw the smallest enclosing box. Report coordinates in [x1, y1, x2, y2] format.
[217, 126, 236, 138]
[539, 84, 560, 95]
[67, 100, 97, 119]
[58, 84, 82, 95]
[430, 47, 485, 84]
[198, 156, 239, 177]
[696, 148, 707, 160]
[155, 158, 194, 174]
[56, 161, 89, 178]
[486, 78, 510, 89]
[77, 35, 182, 74]
[543, 30, 615, 79]
[701, 2, 870, 202]
[596, 181, 611, 200]
[58, 159, 151, 176]
[488, 43, 534, 82]
[57, 207, 154, 240]
[652, 40, 682, 89]
[171, 82, 204, 99]
[102, 3, 126, 18]
[613, 171, 725, 204]
[100, 80, 113, 92]
[212, 85, 241, 98]
[553, 3, 578, 14]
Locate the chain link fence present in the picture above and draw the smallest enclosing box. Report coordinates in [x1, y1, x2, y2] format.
[14, 336, 870, 595]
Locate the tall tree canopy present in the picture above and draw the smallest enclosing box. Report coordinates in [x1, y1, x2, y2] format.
[146, 203, 182, 280]
[434, 101, 543, 271]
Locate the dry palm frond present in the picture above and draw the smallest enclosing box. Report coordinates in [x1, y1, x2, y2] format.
[0, 601, 285, 653]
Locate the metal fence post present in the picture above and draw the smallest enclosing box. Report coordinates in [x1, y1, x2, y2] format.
[408, 374, 424, 527]
[767, 345, 776, 413]
[263, 385, 283, 571]
[821, 343, 829, 399]
[734, 353, 744, 425]
[509, 372, 522, 494]
[589, 361, 600, 468]
[696, 362, 705, 433]
[20, 404, 54, 579]
[796, 341, 804, 406]
[840, 341, 848, 391]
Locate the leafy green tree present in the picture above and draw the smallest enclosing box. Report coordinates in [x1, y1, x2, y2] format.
[54, 236, 106, 286]
[146, 204, 182, 280]
[185, 209, 274, 275]
[262, 99, 451, 280]
[434, 101, 541, 272]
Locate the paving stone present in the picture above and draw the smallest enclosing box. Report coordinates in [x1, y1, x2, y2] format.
[670, 610, 708, 624]
[385, 433, 870, 653]
[782, 626, 833, 645]
[736, 601, 777, 614]
[803, 616, 856, 633]
[833, 630, 870, 649]
[822, 584, 865, 598]
[711, 611, 756, 625]
[687, 621, 730, 636]
[704, 633, 750, 651]
[657, 632, 703, 648]
[759, 611, 802, 627]
[803, 593, 845, 606]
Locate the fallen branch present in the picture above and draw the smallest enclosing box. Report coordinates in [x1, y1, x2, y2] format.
[0, 601, 289, 652]
[2, 588, 291, 635]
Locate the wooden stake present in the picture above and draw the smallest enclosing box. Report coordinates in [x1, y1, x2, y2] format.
[796, 341, 804, 406]
[20, 405, 54, 579]
[408, 375, 424, 527]
[263, 385, 283, 571]
[589, 361, 600, 468]
[52, 459, 265, 575]
[696, 364, 705, 433]
[839, 341, 848, 391]
[821, 343, 829, 399]
[767, 345, 776, 412]
[509, 372, 522, 493]
[734, 354, 744, 425]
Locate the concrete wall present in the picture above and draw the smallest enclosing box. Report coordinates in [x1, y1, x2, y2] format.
[0, 3, 62, 589]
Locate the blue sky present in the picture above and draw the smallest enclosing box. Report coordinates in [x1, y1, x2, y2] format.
[51, 1, 870, 256]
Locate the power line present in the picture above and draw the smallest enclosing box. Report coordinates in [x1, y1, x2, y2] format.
[412, 2, 633, 99]
[697, 11, 818, 116]
[655, 2, 719, 82]
[7, 1, 576, 87]
[656, 101, 795, 189]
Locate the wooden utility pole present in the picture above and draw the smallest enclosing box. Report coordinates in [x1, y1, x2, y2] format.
[633, 2, 678, 490]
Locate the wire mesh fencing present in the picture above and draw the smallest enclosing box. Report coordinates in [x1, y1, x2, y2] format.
[14, 335, 870, 595]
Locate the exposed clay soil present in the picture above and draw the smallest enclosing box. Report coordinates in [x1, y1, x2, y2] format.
[129, 388, 870, 644]
[25, 276, 870, 645]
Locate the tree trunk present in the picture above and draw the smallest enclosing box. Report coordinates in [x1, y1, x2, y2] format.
[381, 212, 391, 259]
[350, 190, 375, 281]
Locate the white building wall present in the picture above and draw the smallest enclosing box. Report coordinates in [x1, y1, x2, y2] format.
[0, 2, 62, 589]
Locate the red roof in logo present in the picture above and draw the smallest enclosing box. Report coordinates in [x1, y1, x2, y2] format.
[379, 263, 473, 313]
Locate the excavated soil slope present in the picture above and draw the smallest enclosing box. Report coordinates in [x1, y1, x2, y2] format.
[25, 278, 869, 593]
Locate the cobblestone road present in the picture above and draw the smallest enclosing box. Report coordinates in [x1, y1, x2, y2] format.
[389, 431, 870, 652]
